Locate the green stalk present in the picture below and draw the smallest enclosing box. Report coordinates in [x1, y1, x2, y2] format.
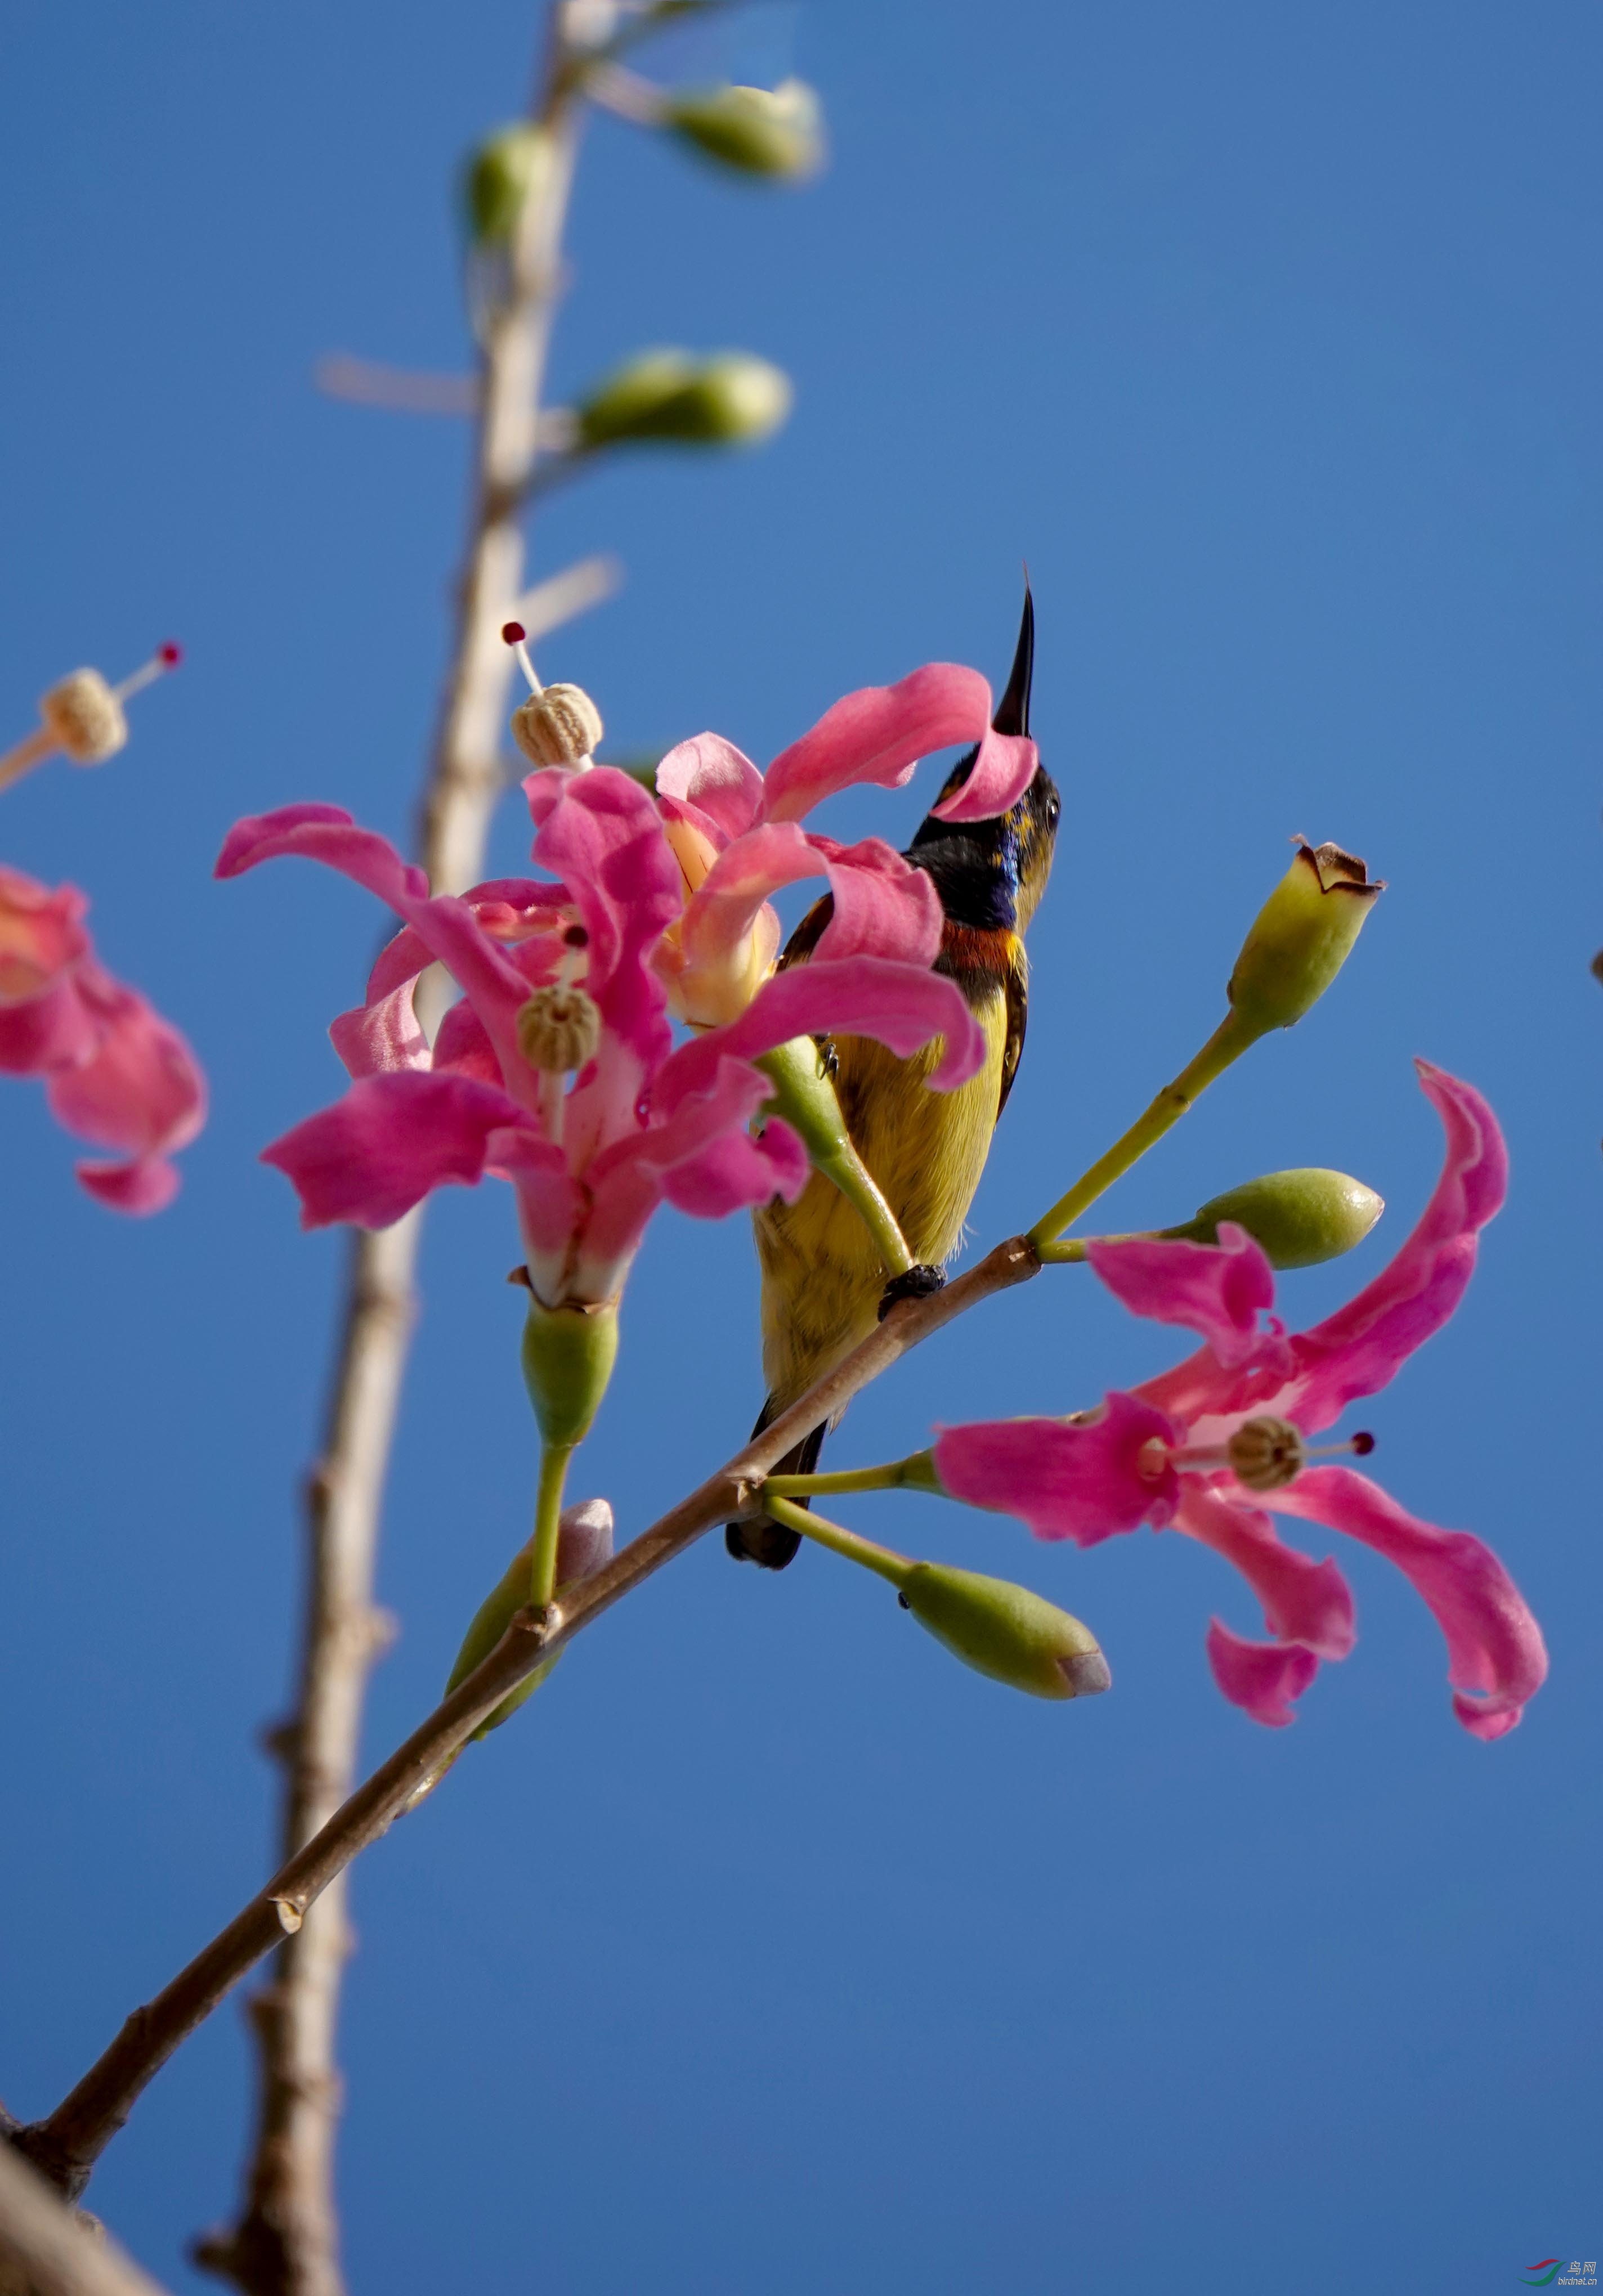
[762, 1493, 912, 1589]
[763, 1452, 942, 1500]
[1027, 1008, 1255, 1250]
[527, 1443, 575, 1608]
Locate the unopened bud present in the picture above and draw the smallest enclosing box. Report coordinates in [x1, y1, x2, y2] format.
[1225, 1416, 1304, 1494]
[516, 984, 601, 1074]
[666, 79, 825, 180]
[1163, 1167, 1383, 1268]
[444, 1498, 614, 1738]
[576, 349, 792, 450]
[1226, 841, 1382, 1037]
[899, 1563, 1111, 1701]
[465, 123, 550, 245]
[521, 1297, 619, 1449]
[39, 671, 127, 765]
[511, 681, 603, 769]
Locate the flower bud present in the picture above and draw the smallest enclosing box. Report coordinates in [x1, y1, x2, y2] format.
[465, 123, 550, 245]
[899, 1563, 1111, 1701]
[511, 681, 603, 769]
[666, 79, 825, 180]
[445, 1498, 614, 1738]
[576, 349, 792, 450]
[1163, 1167, 1383, 1268]
[520, 1298, 619, 1449]
[1226, 842, 1382, 1038]
[39, 670, 127, 766]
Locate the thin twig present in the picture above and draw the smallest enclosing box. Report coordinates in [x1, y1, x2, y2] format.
[187, 14, 593, 2291]
[10, 1237, 1040, 2203]
[0, 2138, 174, 2296]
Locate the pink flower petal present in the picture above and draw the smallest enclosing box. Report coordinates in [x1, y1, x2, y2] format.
[0, 867, 89, 1002]
[263, 1070, 526, 1230]
[653, 734, 765, 841]
[1205, 1622, 1320, 1727]
[46, 966, 206, 1214]
[932, 1393, 1180, 1544]
[1175, 1483, 1355, 1657]
[1267, 1465, 1547, 1740]
[330, 982, 429, 1079]
[432, 997, 502, 1084]
[0, 976, 100, 1075]
[809, 836, 944, 966]
[655, 956, 987, 1111]
[1136, 1062, 1507, 1438]
[759, 663, 994, 824]
[930, 730, 1041, 824]
[77, 1156, 182, 1215]
[1089, 1222, 1280, 1371]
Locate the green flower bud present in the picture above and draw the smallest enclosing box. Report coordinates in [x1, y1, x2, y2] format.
[445, 1499, 614, 1738]
[1226, 842, 1383, 1038]
[576, 349, 792, 450]
[666, 79, 825, 180]
[1163, 1168, 1384, 1269]
[899, 1564, 1111, 1702]
[464, 124, 550, 246]
[521, 1299, 619, 1449]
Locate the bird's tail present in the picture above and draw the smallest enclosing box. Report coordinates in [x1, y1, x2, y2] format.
[725, 1402, 825, 1570]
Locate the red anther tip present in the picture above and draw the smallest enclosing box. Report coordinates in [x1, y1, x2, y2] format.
[1350, 1430, 1376, 1456]
[158, 642, 182, 667]
[563, 925, 589, 948]
[502, 621, 526, 645]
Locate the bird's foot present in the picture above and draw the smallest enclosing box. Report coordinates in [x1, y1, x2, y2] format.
[878, 1263, 946, 1321]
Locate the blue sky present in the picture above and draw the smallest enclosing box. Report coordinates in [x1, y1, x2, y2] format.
[1, 2, 1598, 2290]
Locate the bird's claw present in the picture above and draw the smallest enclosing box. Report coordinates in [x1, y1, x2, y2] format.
[878, 1263, 946, 1321]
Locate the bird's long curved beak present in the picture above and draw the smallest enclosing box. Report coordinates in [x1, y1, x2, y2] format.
[992, 583, 1034, 738]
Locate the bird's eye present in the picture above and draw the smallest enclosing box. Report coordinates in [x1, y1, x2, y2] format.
[1046, 793, 1061, 827]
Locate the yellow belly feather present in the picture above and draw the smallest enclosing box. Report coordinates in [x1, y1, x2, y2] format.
[753, 984, 1010, 1418]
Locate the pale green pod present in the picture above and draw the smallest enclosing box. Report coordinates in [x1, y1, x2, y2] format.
[521, 1299, 619, 1450]
[576, 349, 792, 450]
[1163, 1168, 1384, 1268]
[899, 1564, 1111, 1701]
[465, 124, 550, 246]
[666, 79, 825, 180]
[1226, 842, 1383, 1038]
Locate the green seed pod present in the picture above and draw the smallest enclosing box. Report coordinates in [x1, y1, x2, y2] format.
[1226, 841, 1383, 1038]
[1163, 1168, 1384, 1268]
[899, 1563, 1111, 1702]
[576, 349, 792, 450]
[521, 1298, 619, 1449]
[666, 79, 825, 180]
[445, 1500, 614, 1738]
[465, 123, 549, 246]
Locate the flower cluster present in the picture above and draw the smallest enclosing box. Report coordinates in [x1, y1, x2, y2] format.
[934, 1063, 1547, 1737]
[0, 863, 205, 1213]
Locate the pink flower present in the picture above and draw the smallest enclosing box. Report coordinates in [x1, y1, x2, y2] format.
[0, 863, 205, 1213]
[218, 769, 986, 1307]
[651, 661, 1038, 1027]
[933, 1062, 1547, 1739]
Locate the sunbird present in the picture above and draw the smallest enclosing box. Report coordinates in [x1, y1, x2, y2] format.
[729, 590, 1062, 1567]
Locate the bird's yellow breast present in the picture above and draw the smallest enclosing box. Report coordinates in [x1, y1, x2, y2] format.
[753, 982, 1010, 1416]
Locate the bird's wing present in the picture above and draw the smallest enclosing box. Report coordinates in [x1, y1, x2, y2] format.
[997, 937, 1028, 1122]
[776, 891, 834, 972]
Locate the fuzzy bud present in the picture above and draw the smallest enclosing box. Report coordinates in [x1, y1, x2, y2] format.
[465, 123, 550, 245]
[39, 670, 128, 766]
[1226, 1417, 1305, 1494]
[511, 681, 603, 769]
[666, 79, 825, 180]
[576, 349, 792, 451]
[1164, 1168, 1384, 1269]
[521, 1298, 619, 1450]
[899, 1563, 1111, 1701]
[1226, 841, 1382, 1038]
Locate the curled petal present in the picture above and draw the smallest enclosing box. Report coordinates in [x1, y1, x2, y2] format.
[0, 976, 101, 1075]
[48, 967, 206, 1216]
[1268, 1465, 1547, 1741]
[1137, 1062, 1507, 1437]
[809, 836, 944, 966]
[330, 983, 429, 1079]
[1206, 1622, 1320, 1727]
[759, 663, 993, 823]
[216, 804, 428, 908]
[0, 867, 89, 1002]
[654, 734, 765, 842]
[932, 1394, 1180, 1544]
[529, 766, 679, 1083]
[432, 998, 503, 1084]
[1175, 1483, 1355, 1658]
[365, 880, 569, 1004]
[1089, 1222, 1281, 1371]
[931, 730, 1040, 824]
[264, 1070, 526, 1230]
[656, 956, 987, 1113]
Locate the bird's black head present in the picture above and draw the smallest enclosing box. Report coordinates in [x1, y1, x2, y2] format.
[906, 585, 1060, 934]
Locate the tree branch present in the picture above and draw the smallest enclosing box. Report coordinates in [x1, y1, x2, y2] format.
[0, 2138, 174, 2296]
[9, 1236, 1040, 2204]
